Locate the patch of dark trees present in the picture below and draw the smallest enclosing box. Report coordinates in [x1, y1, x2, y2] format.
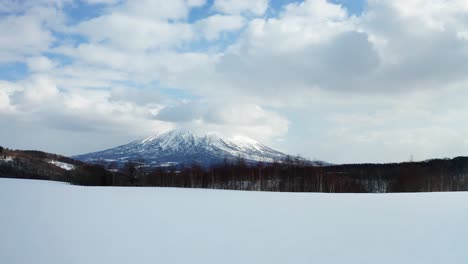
[0, 148, 117, 186]
[131, 156, 468, 192]
[2, 146, 468, 192]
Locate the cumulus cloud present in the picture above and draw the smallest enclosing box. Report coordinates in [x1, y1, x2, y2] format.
[358, 1, 468, 92]
[26, 56, 56, 72]
[154, 101, 288, 141]
[116, 0, 191, 21]
[0, 12, 54, 62]
[2, 0, 468, 162]
[0, 90, 13, 112]
[162, 0, 468, 104]
[75, 14, 195, 51]
[2, 75, 171, 136]
[213, 0, 269, 16]
[0, 0, 69, 62]
[195, 15, 245, 40]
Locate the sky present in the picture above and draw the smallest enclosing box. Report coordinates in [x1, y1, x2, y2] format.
[1, 0, 468, 164]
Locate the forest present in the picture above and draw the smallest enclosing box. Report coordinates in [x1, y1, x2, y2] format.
[127, 156, 468, 193]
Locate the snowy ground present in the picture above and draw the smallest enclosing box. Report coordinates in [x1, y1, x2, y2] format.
[48, 160, 75, 171]
[0, 156, 13, 162]
[1, 178, 467, 264]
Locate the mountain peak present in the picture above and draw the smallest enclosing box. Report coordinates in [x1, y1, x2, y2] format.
[141, 129, 260, 149]
[141, 129, 194, 144]
[74, 129, 290, 168]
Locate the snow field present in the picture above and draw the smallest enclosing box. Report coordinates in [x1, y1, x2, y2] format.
[1, 178, 467, 264]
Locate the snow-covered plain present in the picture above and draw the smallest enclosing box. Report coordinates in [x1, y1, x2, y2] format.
[1, 178, 467, 264]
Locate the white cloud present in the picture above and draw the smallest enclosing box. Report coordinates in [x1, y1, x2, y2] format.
[2, 0, 468, 162]
[0, 80, 23, 113]
[174, 0, 468, 105]
[2, 74, 173, 141]
[276, 82, 468, 163]
[0, 0, 69, 63]
[26, 56, 56, 72]
[213, 0, 269, 16]
[156, 101, 288, 141]
[284, 0, 347, 21]
[116, 0, 190, 21]
[16, 75, 60, 106]
[0, 90, 13, 112]
[0, 0, 71, 13]
[186, 0, 206, 8]
[385, 0, 468, 30]
[0, 13, 54, 62]
[75, 14, 195, 51]
[196, 15, 245, 40]
[53, 42, 216, 88]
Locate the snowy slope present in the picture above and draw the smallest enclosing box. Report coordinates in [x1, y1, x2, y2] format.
[1, 178, 468, 264]
[48, 160, 75, 171]
[74, 130, 300, 167]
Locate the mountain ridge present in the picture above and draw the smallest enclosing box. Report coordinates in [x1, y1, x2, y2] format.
[73, 130, 298, 168]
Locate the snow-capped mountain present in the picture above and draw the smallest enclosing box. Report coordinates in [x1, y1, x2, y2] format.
[73, 130, 295, 168]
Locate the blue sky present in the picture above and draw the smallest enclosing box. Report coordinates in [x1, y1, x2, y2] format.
[1, 0, 468, 163]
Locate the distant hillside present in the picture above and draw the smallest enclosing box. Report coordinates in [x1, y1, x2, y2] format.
[0, 147, 120, 186]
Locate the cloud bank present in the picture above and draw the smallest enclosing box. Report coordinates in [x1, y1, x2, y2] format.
[1, 0, 468, 163]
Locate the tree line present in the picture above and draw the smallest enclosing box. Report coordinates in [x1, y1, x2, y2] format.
[108, 156, 468, 193]
[2, 146, 468, 192]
